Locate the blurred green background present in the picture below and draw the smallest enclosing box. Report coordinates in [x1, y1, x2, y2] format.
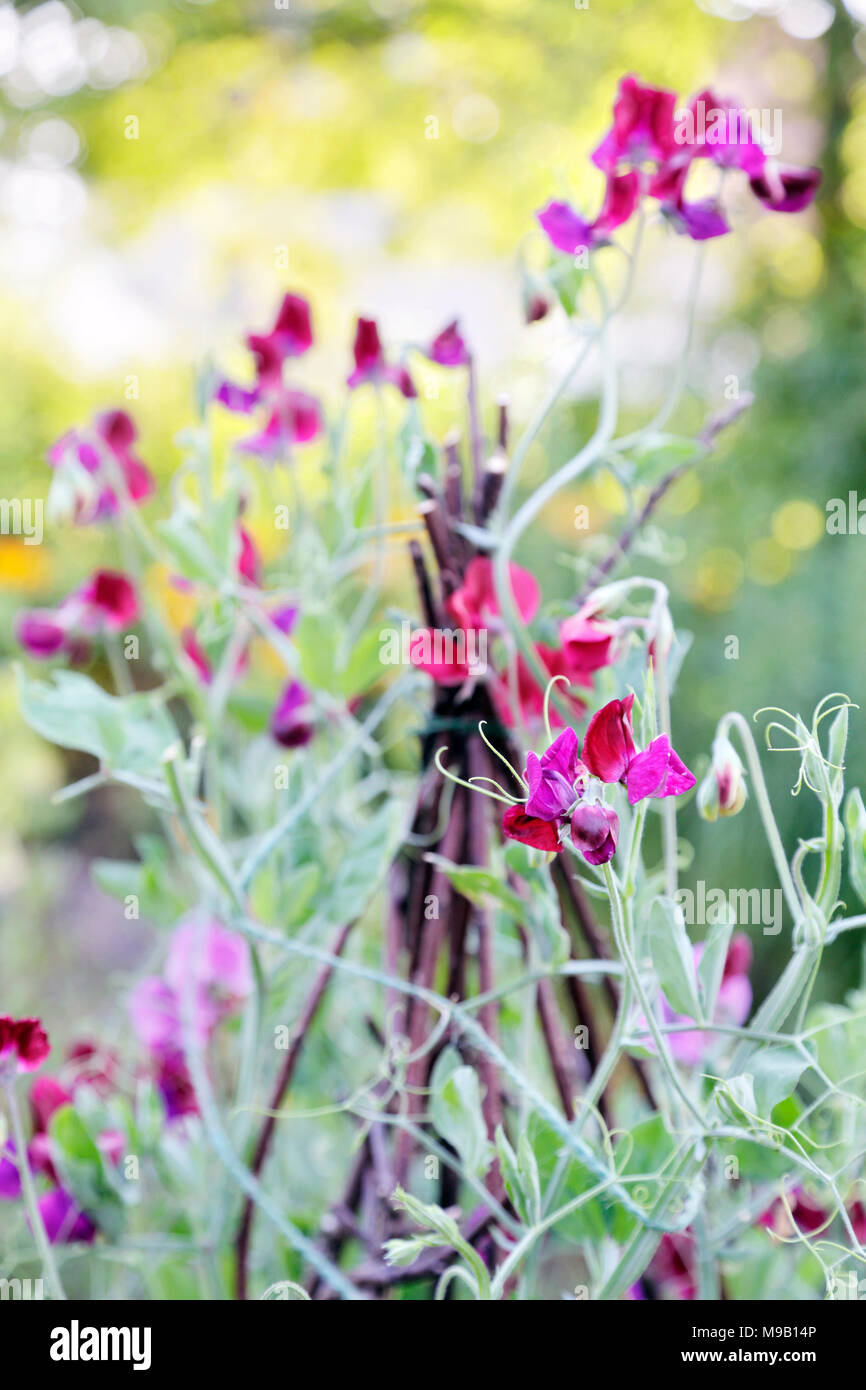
[2, 0, 866, 1032]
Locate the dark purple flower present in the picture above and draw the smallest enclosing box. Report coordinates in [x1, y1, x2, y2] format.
[270, 679, 315, 748]
[749, 163, 821, 214]
[0, 1142, 21, 1200]
[570, 799, 619, 865]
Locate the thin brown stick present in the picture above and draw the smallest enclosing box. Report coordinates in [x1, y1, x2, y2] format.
[234, 918, 357, 1300]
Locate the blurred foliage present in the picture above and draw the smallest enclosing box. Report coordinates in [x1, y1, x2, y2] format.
[2, 0, 866, 1025]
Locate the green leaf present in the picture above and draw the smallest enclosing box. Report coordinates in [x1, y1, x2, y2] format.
[647, 895, 701, 1021]
[17, 668, 175, 777]
[749, 1045, 812, 1116]
[696, 915, 734, 1020]
[428, 857, 525, 919]
[155, 507, 223, 585]
[844, 789, 866, 908]
[430, 1049, 492, 1181]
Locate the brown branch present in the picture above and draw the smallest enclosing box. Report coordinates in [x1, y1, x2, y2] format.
[234, 917, 357, 1300]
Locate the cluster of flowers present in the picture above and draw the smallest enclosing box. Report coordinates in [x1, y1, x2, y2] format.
[0, 1020, 119, 1243]
[410, 556, 622, 728]
[128, 915, 252, 1119]
[537, 73, 821, 252]
[497, 693, 695, 865]
[0, 917, 251, 1246]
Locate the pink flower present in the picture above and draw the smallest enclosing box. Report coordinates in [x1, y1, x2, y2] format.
[48, 410, 154, 523]
[559, 612, 618, 681]
[16, 569, 139, 661]
[427, 320, 469, 367]
[235, 391, 323, 458]
[592, 75, 678, 173]
[650, 163, 730, 242]
[129, 918, 253, 1057]
[409, 629, 474, 687]
[348, 317, 416, 398]
[75, 570, 139, 630]
[0, 1016, 50, 1076]
[236, 526, 262, 586]
[679, 90, 767, 176]
[570, 799, 619, 865]
[246, 292, 314, 386]
[270, 679, 316, 748]
[181, 628, 214, 685]
[29, 1076, 72, 1132]
[664, 934, 752, 1065]
[447, 557, 539, 631]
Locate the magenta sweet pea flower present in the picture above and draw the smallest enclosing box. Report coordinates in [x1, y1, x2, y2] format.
[427, 320, 470, 367]
[0, 1016, 50, 1076]
[270, 679, 315, 748]
[680, 90, 767, 176]
[749, 163, 821, 214]
[236, 525, 262, 586]
[625, 733, 696, 804]
[37, 1186, 96, 1245]
[75, 570, 139, 631]
[592, 75, 678, 173]
[759, 1188, 827, 1238]
[215, 293, 323, 453]
[181, 628, 213, 685]
[570, 799, 619, 865]
[0, 1142, 21, 1199]
[15, 610, 68, 658]
[29, 1075, 73, 1132]
[649, 163, 730, 242]
[537, 172, 639, 256]
[524, 727, 587, 821]
[348, 317, 416, 398]
[48, 409, 154, 523]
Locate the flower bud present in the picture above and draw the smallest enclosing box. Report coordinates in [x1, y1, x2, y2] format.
[570, 799, 619, 865]
[698, 735, 747, 821]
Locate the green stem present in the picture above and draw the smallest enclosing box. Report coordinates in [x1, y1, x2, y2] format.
[4, 1079, 66, 1301]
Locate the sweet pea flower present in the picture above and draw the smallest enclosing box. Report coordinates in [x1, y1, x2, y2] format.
[447, 557, 539, 632]
[129, 917, 253, 1059]
[0, 1016, 50, 1076]
[649, 162, 730, 242]
[215, 293, 323, 453]
[490, 646, 588, 730]
[570, 799, 619, 866]
[30, 1076, 72, 1132]
[536, 171, 639, 254]
[749, 163, 822, 214]
[662, 934, 753, 1066]
[16, 569, 139, 660]
[270, 679, 315, 748]
[592, 75, 678, 173]
[236, 526, 263, 586]
[37, 1186, 96, 1245]
[679, 89, 767, 176]
[0, 1142, 21, 1199]
[759, 1188, 828, 1238]
[559, 611, 619, 681]
[348, 317, 416, 398]
[427, 320, 470, 367]
[581, 694, 637, 784]
[524, 728, 587, 821]
[582, 696, 695, 804]
[48, 409, 155, 524]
